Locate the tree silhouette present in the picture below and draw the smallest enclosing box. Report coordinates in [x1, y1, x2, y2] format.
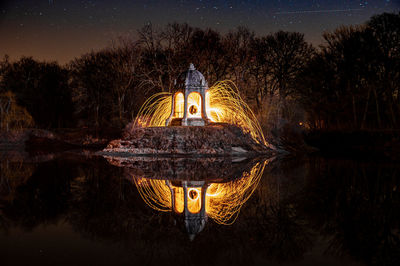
[0, 57, 73, 128]
[297, 12, 400, 130]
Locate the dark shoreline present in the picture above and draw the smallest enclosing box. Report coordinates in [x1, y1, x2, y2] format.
[0, 127, 122, 152]
[2, 128, 400, 160]
[305, 129, 400, 160]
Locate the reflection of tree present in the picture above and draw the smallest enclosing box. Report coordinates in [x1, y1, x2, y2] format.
[0, 159, 35, 233]
[3, 156, 399, 265]
[0, 159, 75, 231]
[66, 185, 272, 266]
[0, 160, 35, 202]
[67, 164, 193, 264]
[237, 157, 313, 262]
[65, 158, 268, 264]
[0, 155, 316, 264]
[303, 157, 400, 265]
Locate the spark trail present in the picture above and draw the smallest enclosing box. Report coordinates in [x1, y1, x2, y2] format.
[134, 80, 267, 146]
[132, 160, 269, 225]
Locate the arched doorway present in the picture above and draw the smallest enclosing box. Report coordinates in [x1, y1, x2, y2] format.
[187, 92, 202, 118]
[174, 92, 184, 118]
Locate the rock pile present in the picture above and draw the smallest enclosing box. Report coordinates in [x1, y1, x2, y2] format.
[104, 156, 265, 181]
[102, 123, 273, 156]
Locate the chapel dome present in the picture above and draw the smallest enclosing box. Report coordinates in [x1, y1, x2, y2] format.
[185, 216, 206, 241]
[175, 63, 208, 90]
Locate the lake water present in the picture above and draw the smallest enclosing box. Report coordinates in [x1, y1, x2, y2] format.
[1, 152, 399, 266]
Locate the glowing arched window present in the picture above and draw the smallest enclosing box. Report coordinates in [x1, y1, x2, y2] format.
[187, 188, 202, 213]
[172, 186, 202, 214]
[187, 92, 202, 118]
[173, 187, 184, 213]
[174, 92, 184, 118]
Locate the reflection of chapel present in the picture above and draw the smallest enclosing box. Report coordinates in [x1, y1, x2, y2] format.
[166, 63, 211, 126]
[166, 180, 209, 241]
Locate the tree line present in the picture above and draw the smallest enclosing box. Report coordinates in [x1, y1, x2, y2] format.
[0, 12, 399, 133]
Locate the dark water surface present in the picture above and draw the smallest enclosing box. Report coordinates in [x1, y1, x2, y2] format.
[1, 152, 399, 266]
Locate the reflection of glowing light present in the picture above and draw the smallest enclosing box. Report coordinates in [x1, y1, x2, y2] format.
[188, 188, 199, 200]
[187, 187, 201, 213]
[134, 80, 267, 146]
[133, 160, 268, 225]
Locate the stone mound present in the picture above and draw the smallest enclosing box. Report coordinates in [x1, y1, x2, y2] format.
[101, 123, 273, 156]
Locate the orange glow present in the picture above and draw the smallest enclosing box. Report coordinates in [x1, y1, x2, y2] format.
[174, 92, 184, 118]
[134, 116, 149, 127]
[132, 160, 268, 225]
[134, 81, 268, 146]
[173, 186, 184, 213]
[187, 92, 202, 118]
[205, 91, 222, 122]
[188, 188, 202, 213]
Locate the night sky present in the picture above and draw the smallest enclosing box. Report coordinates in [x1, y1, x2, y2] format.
[1, 0, 399, 64]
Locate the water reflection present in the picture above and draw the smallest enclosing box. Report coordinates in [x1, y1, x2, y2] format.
[0, 154, 399, 265]
[110, 157, 268, 239]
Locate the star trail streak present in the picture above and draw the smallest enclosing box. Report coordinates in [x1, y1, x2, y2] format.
[0, 0, 398, 62]
[275, 9, 364, 15]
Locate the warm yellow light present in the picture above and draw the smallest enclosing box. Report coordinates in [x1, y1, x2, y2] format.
[187, 92, 202, 118]
[188, 188, 200, 200]
[174, 92, 184, 118]
[189, 105, 198, 115]
[173, 186, 184, 213]
[134, 80, 268, 146]
[187, 188, 202, 213]
[132, 160, 269, 225]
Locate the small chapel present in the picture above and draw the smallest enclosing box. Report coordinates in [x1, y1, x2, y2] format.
[165, 63, 211, 126]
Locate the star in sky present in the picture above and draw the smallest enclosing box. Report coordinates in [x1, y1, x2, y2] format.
[0, 0, 398, 63]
